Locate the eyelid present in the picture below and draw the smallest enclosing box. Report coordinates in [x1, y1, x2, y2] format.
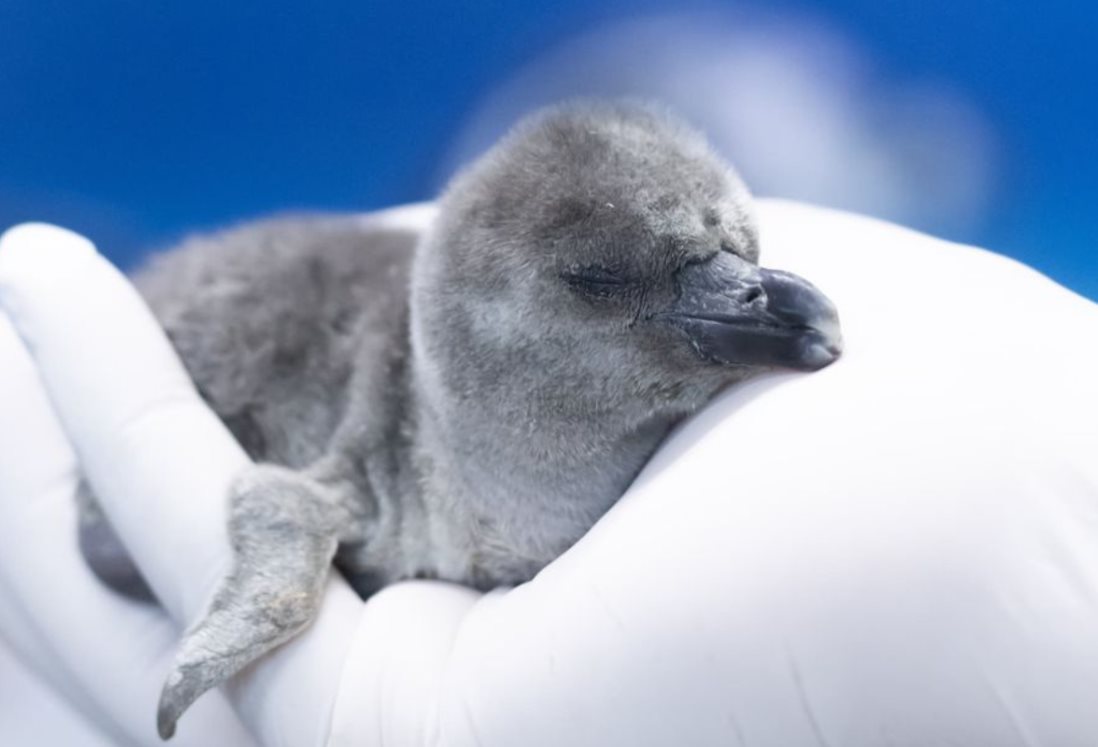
[561, 264, 627, 283]
[560, 265, 632, 296]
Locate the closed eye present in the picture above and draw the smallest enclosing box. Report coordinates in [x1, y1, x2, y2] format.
[560, 265, 632, 297]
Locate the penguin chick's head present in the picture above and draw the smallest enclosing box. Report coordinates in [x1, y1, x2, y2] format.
[412, 102, 842, 419]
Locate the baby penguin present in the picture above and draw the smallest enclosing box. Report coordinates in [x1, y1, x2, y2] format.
[77, 101, 842, 737]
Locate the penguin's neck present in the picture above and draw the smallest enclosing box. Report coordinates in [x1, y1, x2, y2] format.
[426, 383, 675, 490]
[408, 377, 682, 585]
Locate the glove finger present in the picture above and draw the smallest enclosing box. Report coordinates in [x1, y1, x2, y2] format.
[0, 223, 367, 747]
[0, 311, 258, 746]
[0, 222, 243, 622]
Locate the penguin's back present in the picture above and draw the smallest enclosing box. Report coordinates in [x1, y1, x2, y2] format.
[132, 214, 419, 468]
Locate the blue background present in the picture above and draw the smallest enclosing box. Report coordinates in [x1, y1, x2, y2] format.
[1, 0, 1094, 299]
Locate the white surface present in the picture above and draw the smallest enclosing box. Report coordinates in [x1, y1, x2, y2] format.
[1, 201, 1097, 745]
[0, 634, 114, 747]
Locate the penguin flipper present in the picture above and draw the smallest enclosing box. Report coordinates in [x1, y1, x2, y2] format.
[156, 464, 351, 740]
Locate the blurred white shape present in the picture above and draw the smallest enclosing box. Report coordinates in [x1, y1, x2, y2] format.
[441, 11, 997, 238]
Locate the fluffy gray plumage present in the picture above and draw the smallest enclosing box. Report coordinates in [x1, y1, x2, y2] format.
[77, 101, 842, 738]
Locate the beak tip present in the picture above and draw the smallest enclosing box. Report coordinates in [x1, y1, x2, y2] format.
[796, 330, 843, 371]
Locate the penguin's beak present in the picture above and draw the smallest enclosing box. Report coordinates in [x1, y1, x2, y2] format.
[657, 255, 843, 371]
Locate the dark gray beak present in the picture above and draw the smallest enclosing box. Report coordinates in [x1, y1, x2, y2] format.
[658, 255, 843, 372]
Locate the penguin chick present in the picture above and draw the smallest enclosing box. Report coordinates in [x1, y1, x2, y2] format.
[77, 101, 842, 737]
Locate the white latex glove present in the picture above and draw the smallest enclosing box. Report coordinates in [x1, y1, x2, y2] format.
[2, 200, 1098, 747]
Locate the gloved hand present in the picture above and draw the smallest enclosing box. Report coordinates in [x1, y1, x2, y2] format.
[2, 200, 1097, 747]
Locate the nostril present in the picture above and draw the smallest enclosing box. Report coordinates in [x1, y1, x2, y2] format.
[742, 286, 764, 305]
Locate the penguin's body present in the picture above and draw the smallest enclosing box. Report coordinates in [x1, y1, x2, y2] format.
[78, 102, 843, 736]
[138, 215, 416, 473]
